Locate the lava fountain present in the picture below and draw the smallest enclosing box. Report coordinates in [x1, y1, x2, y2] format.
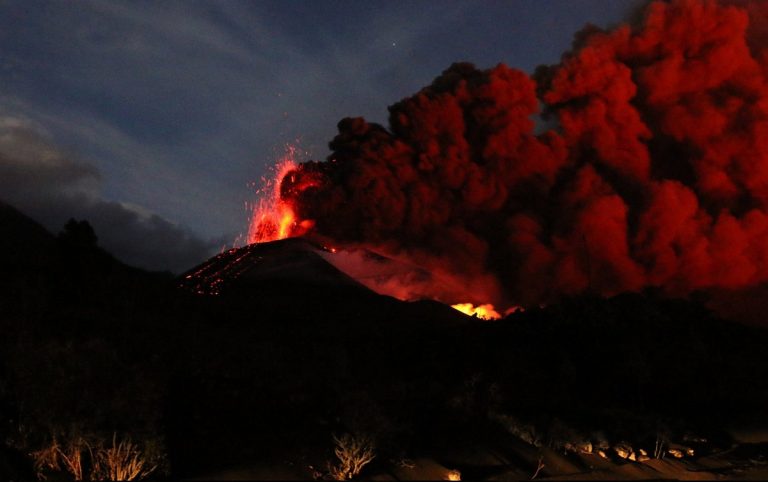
[247, 146, 312, 244]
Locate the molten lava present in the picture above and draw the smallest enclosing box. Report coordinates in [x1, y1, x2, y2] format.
[451, 303, 501, 320]
[247, 146, 309, 244]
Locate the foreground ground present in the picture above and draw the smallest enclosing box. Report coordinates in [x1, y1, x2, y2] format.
[1, 203, 768, 480]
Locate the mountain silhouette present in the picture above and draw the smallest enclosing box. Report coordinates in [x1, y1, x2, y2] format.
[179, 237, 369, 295]
[0, 198, 55, 267]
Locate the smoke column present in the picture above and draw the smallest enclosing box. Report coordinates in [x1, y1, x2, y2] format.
[277, 0, 768, 310]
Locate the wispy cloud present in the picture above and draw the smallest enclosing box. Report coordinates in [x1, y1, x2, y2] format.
[0, 115, 218, 272]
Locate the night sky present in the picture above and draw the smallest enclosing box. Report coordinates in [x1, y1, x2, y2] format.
[0, 0, 640, 272]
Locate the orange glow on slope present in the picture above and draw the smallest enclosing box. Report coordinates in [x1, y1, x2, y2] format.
[247, 146, 310, 244]
[451, 303, 501, 320]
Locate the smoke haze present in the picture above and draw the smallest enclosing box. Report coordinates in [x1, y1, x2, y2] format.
[281, 0, 768, 310]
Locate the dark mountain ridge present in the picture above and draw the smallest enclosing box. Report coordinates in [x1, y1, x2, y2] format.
[0, 199, 55, 267]
[179, 237, 370, 295]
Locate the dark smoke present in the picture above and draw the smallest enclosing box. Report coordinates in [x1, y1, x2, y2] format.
[281, 0, 768, 310]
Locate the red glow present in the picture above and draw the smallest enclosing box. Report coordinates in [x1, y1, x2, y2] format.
[274, 1, 768, 318]
[451, 303, 501, 320]
[247, 146, 308, 244]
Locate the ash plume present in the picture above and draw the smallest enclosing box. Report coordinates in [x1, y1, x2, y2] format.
[280, 0, 768, 309]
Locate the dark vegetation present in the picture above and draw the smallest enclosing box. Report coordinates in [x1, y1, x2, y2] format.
[1, 200, 768, 479]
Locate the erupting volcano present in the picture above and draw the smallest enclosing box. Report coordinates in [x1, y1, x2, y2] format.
[245, 0, 768, 322]
[14, 3, 768, 481]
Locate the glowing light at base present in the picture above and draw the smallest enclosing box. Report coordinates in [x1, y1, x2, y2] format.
[445, 469, 461, 481]
[451, 303, 501, 320]
[247, 146, 310, 244]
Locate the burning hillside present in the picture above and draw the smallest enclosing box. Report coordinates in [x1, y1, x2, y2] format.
[245, 0, 768, 322]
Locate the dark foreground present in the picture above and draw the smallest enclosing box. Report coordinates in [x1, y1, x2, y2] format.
[1, 201, 768, 480]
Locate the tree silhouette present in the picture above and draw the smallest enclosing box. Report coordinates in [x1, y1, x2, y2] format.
[58, 219, 98, 249]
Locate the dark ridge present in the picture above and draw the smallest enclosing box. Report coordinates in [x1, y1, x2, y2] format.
[0, 198, 55, 267]
[178, 237, 370, 296]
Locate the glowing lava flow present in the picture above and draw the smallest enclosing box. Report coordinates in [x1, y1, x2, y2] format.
[451, 303, 501, 320]
[247, 146, 309, 244]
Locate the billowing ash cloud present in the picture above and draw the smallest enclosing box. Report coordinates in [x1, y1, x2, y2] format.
[281, 0, 768, 308]
[0, 117, 217, 273]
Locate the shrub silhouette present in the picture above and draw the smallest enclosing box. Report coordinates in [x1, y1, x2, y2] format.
[327, 433, 375, 480]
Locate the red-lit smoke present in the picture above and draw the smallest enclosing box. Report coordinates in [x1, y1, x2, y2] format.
[278, 0, 768, 309]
